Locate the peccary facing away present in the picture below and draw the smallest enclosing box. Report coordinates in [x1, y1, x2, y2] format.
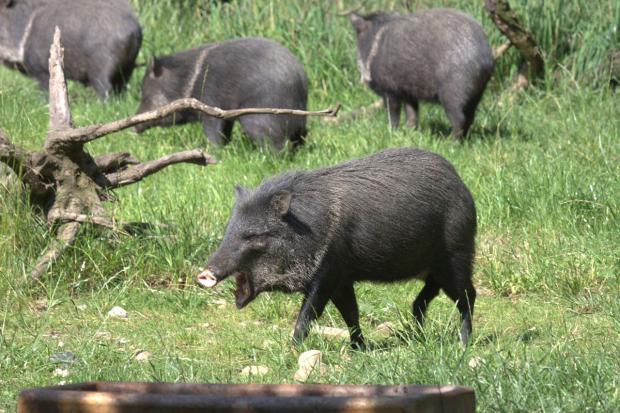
[349, 9, 494, 138]
[135, 38, 308, 151]
[0, 0, 142, 99]
[197, 148, 477, 347]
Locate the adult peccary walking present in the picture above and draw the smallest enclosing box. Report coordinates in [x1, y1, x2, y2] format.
[349, 9, 494, 138]
[0, 0, 142, 100]
[135, 38, 308, 151]
[197, 148, 477, 348]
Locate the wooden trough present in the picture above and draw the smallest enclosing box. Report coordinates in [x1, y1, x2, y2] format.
[18, 382, 475, 413]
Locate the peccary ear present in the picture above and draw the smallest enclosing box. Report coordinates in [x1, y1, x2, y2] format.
[349, 13, 370, 33]
[271, 190, 291, 217]
[234, 185, 247, 198]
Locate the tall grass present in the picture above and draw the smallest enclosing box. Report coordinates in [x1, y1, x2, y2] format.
[0, 0, 619, 411]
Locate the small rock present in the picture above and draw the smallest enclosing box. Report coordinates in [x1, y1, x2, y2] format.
[52, 368, 70, 378]
[315, 326, 349, 339]
[294, 350, 328, 382]
[375, 321, 395, 335]
[116, 337, 129, 345]
[50, 351, 77, 365]
[108, 306, 128, 318]
[57, 340, 64, 348]
[76, 304, 87, 311]
[94, 331, 112, 339]
[57, 380, 66, 386]
[468, 356, 484, 369]
[240, 365, 269, 377]
[133, 350, 152, 363]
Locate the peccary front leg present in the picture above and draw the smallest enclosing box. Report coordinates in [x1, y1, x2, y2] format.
[412, 281, 441, 330]
[202, 117, 233, 146]
[292, 276, 337, 345]
[331, 283, 365, 349]
[405, 101, 419, 128]
[384, 96, 401, 128]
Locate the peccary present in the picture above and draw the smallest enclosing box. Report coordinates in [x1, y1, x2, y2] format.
[197, 148, 477, 348]
[349, 9, 494, 138]
[0, 0, 142, 99]
[135, 38, 308, 151]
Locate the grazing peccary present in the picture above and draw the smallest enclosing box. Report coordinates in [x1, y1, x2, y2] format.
[0, 0, 142, 99]
[349, 9, 494, 138]
[135, 38, 308, 151]
[197, 148, 477, 348]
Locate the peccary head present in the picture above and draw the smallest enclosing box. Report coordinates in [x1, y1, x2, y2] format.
[135, 57, 190, 133]
[197, 184, 301, 309]
[348, 11, 399, 82]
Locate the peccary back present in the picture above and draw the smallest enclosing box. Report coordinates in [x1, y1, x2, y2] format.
[135, 38, 308, 151]
[0, 0, 142, 99]
[199, 148, 477, 347]
[350, 8, 494, 137]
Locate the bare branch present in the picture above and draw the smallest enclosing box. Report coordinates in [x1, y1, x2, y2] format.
[31, 221, 80, 280]
[493, 40, 513, 59]
[485, 0, 544, 84]
[323, 99, 382, 123]
[51, 99, 340, 146]
[47, 211, 123, 231]
[47, 27, 72, 134]
[94, 152, 140, 173]
[105, 149, 217, 189]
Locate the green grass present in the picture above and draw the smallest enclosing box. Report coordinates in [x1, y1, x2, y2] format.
[1, 0, 619, 411]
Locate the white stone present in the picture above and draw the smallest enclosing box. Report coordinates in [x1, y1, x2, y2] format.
[375, 322, 395, 335]
[133, 350, 152, 363]
[108, 306, 128, 318]
[240, 365, 269, 377]
[53, 368, 70, 378]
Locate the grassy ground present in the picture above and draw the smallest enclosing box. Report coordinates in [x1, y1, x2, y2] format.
[1, 0, 619, 411]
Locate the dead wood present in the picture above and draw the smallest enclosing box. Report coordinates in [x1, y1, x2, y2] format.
[0, 27, 338, 281]
[485, 0, 544, 89]
[323, 99, 383, 124]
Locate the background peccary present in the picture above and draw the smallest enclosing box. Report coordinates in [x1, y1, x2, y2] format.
[0, 0, 142, 99]
[135, 38, 308, 151]
[349, 9, 494, 138]
[197, 148, 477, 348]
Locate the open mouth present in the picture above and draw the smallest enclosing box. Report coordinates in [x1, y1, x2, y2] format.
[234, 272, 254, 309]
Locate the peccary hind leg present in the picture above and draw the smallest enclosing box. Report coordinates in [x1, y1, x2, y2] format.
[384, 96, 402, 128]
[331, 283, 365, 349]
[405, 101, 419, 128]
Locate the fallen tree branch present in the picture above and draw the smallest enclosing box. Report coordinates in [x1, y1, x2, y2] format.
[0, 128, 27, 174]
[46, 27, 72, 134]
[94, 152, 140, 173]
[47, 211, 120, 230]
[323, 99, 382, 123]
[49, 99, 341, 147]
[493, 40, 513, 59]
[485, 0, 544, 87]
[31, 221, 81, 281]
[105, 149, 217, 189]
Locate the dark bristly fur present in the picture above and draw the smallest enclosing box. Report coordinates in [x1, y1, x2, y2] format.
[202, 148, 477, 348]
[349, 9, 494, 138]
[0, 0, 142, 100]
[135, 38, 308, 151]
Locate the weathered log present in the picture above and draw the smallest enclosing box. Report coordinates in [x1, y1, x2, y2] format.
[485, 0, 544, 88]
